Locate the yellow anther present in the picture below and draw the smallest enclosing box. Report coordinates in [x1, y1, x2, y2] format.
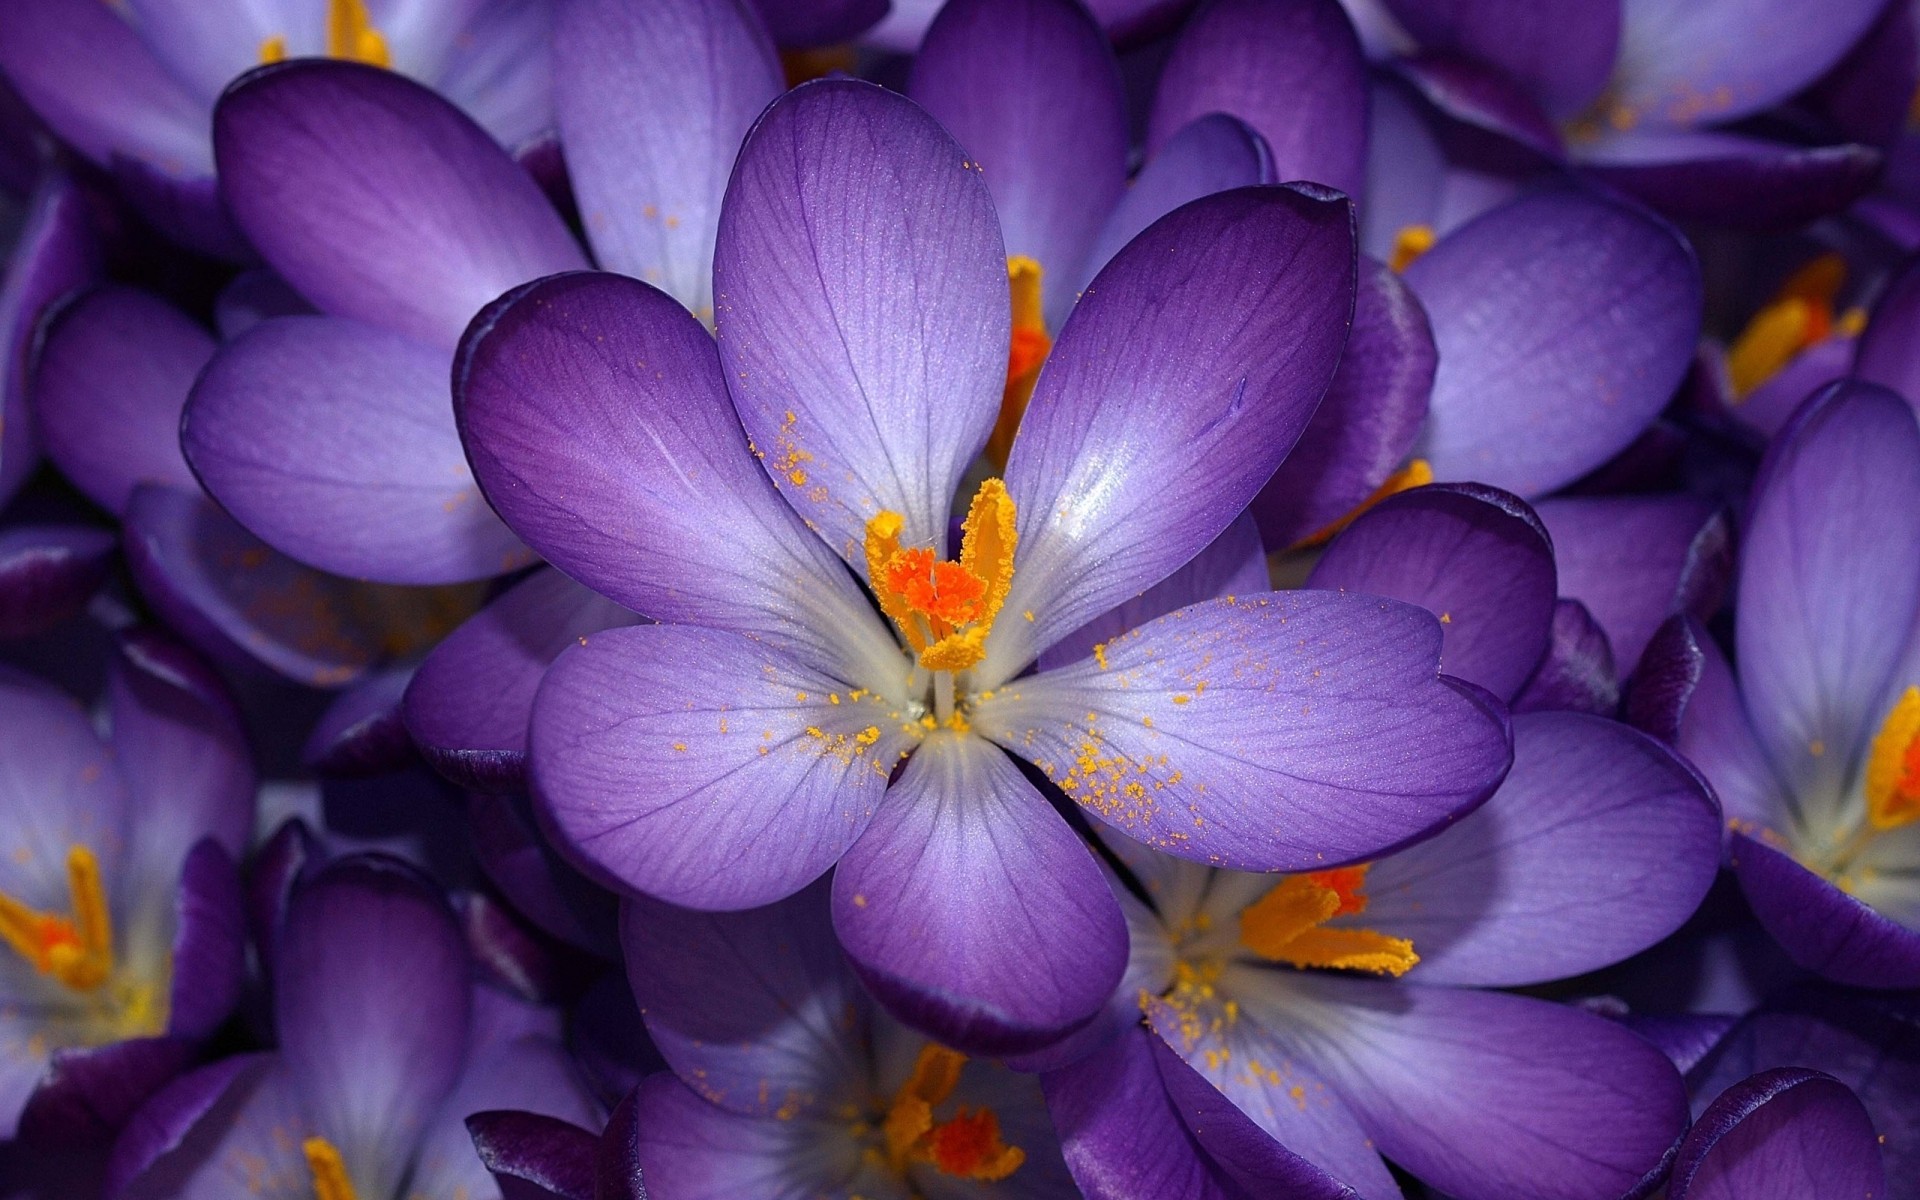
[1867, 686, 1920, 832]
[259, 35, 288, 63]
[1296, 459, 1434, 548]
[1727, 253, 1850, 397]
[327, 0, 391, 67]
[1239, 865, 1417, 978]
[988, 257, 1051, 467]
[880, 1043, 1024, 1182]
[0, 844, 113, 991]
[303, 1137, 360, 1200]
[1388, 224, 1436, 273]
[862, 479, 1018, 673]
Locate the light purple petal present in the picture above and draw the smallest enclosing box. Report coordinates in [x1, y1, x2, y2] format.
[0, 664, 128, 922]
[1735, 381, 1920, 812]
[1733, 833, 1920, 989]
[2, 173, 98, 507]
[1359, 710, 1721, 986]
[712, 79, 1008, 561]
[432, 0, 556, 155]
[1573, 127, 1882, 229]
[987, 183, 1355, 680]
[112, 1056, 309, 1200]
[1360, 78, 1446, 260]
[1308, 483, 1555, 702]
[213, 60, 585, 350]
[1535, 493, 1730, 678]
[1391, 52, 1563, 158]
[621, 881, 867, 1119]
[556, 0, 780, 317]
[184, 315, 531, 585]
[630, 1073, 874, 1200]
[276, 856, 472, 1199]
[1607, 0, 1886, 130]
[530, 623, 916, 909]
[408, 1032, 602, 1200]
[1650, 617, 1788, 833]
[453, 269, 902, 678]
[1510, 598, 1618, 716]
[1669, 1068, 1885, 1200]
[972, 591, 1512, 871]
[831, 732, 1128, 1055]
[0, 524, 114, 640]
[1382, 0, 1619, 117]
[405, 568, 641, 792]
[1235, 973, 1688, 1200]
[909, 0, 1128, 322]
[1148, 0, 1370, 200]
[1403, 185, 1701, 497]
[103, 1053, 263, 1200]
[1253, 254, 1433, 549]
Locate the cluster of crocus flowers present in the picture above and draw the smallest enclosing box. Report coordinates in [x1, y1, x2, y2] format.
[0, 0, 1918, 1195]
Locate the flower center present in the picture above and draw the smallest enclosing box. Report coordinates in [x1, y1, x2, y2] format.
[986, 257, 1052, 468]
[260, 0, 392, 67]
[1726, 253, 1865, 398]
[0, 845, 114, 992]
[1866, 686, 1920, 833]
[1236, 865, 1418, 976]
[878, 1043, 1025, 1183]
[864, 478, 1018, 681]
[304, 1136, 359, 1200]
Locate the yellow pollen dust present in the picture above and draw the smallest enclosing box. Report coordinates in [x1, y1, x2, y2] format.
[1238, 865, 1417, 976]
[864, 478, 1017, 673]
[1296, 459, 1434, 548]
[1727, 253, 1865, 397]
[1866, 686, 1920, 832]
[303, 1136, 360, 1200]
[260, 0, 392, 67]
[880, 1043, 1025, 1182]
[0, 845, 114, 991]
[986, 257, 1052, 467]
[1388, 224, 1435, 273]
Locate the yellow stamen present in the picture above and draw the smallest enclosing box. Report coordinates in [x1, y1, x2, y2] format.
[1295, 459, 1434, 548]
[259, 35, 288, 63]
[327, 0, 391, 67]
[1238, 865, 1417, 978]
[1727, 253, 1849, 397]
[1866, 686, 1920, 832]
[1388, 224, 1435, 273]
[880, 1044, 1025, 1182]
[303, 1137, 360, 1200]
[0, 845, 113, 990]
[987, 257, 1051, 468]
[862, 479, 1018, 673]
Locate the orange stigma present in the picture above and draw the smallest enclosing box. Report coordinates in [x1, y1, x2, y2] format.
[865, 478, 1017, 673]
[0, 845, 113, 991]
[987, 257, 1051, 467]
[260, 0, 391, 67]
[1727, 253, 1865, 397]
[1238, 864, 1417, 977]
[1867, 686, 1920, 832]
[881, 1043, 1025, 1182]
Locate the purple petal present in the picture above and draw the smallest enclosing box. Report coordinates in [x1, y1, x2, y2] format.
[212, 269, 312, 340]
[1606, 0, 1886, 130]
[277, 856, 472, 1199]
[989, 184, 1355, 678]
[1854, 250, 1920, 410]
[1252, 255, 1434, 549]
[184, 315, 531, 584]
[909, 0, 1128, 321]
[1360, 78, 1448, 260]
[1359, 710, 1721, 986]
[1148, 0, 1370, 200]
[1534, 493, 1731, 678]
[0, 524, 114, 639]
[2, 173, 98, 507]
[301, 663, 417, 777]
[831, 733, 1128, 1055]
[1729, 333, 1852, 442]
[409, 1031, 603, 1200]
[1237, 973, 1689, 1200]
[164, 840, 245, 1041]
[712, 79, 1007, 561]
[31, 286, 204, 517]
[244, 817, 319, 989]
[1308, 483, 1555, 702]
[468, 793, 619, 956]
[1573, 128, 1882, 229]
[453, 270, 901, 676]
[974, 591, 1512, 872]
[1511, 598, 1619, 716]
[466, 1110, 599, 1200]
[16, 1036, 193, 1152]
[556, 0, 780, 317]
[1391, 52, 1564, 158]
[406, 568, 642, 792]
[621, 881, 867, 1118]
[752, 0, 888, 44]
[432, 0, 556, 157]
[1805, 0, 1918, 151]
[102, 1053, 262, 1200]
[1669, 1067, 1884, 1200]
[1733, 833, 1920, 989]
[0, 663, 128, 914]
[213, 60, 585, 350]
[530, 623, 915, 909]
[1735, 381, 1920, 810]
[594, 1087, 646, 1200]
[1080, 113, 1275, 294]
[630, 1072, 864, 1199]
[1382, 0, 1619, 117]
[111, 1056, 307, 1200]
[1402, 185, 1701, 497]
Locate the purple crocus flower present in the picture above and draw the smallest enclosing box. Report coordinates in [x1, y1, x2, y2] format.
[621, 882, 1081, 1197]
[0, 631, 253, 1148]
[1654, 379, 1920, 989]
[452, 77, 1511, 1055]
[108, 854, 601, 1200]
[0, 0, 551, 257]
[1043, 704, 1721, 1200]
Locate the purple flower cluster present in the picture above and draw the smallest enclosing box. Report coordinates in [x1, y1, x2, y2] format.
[0, 0, 1915, 1197]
